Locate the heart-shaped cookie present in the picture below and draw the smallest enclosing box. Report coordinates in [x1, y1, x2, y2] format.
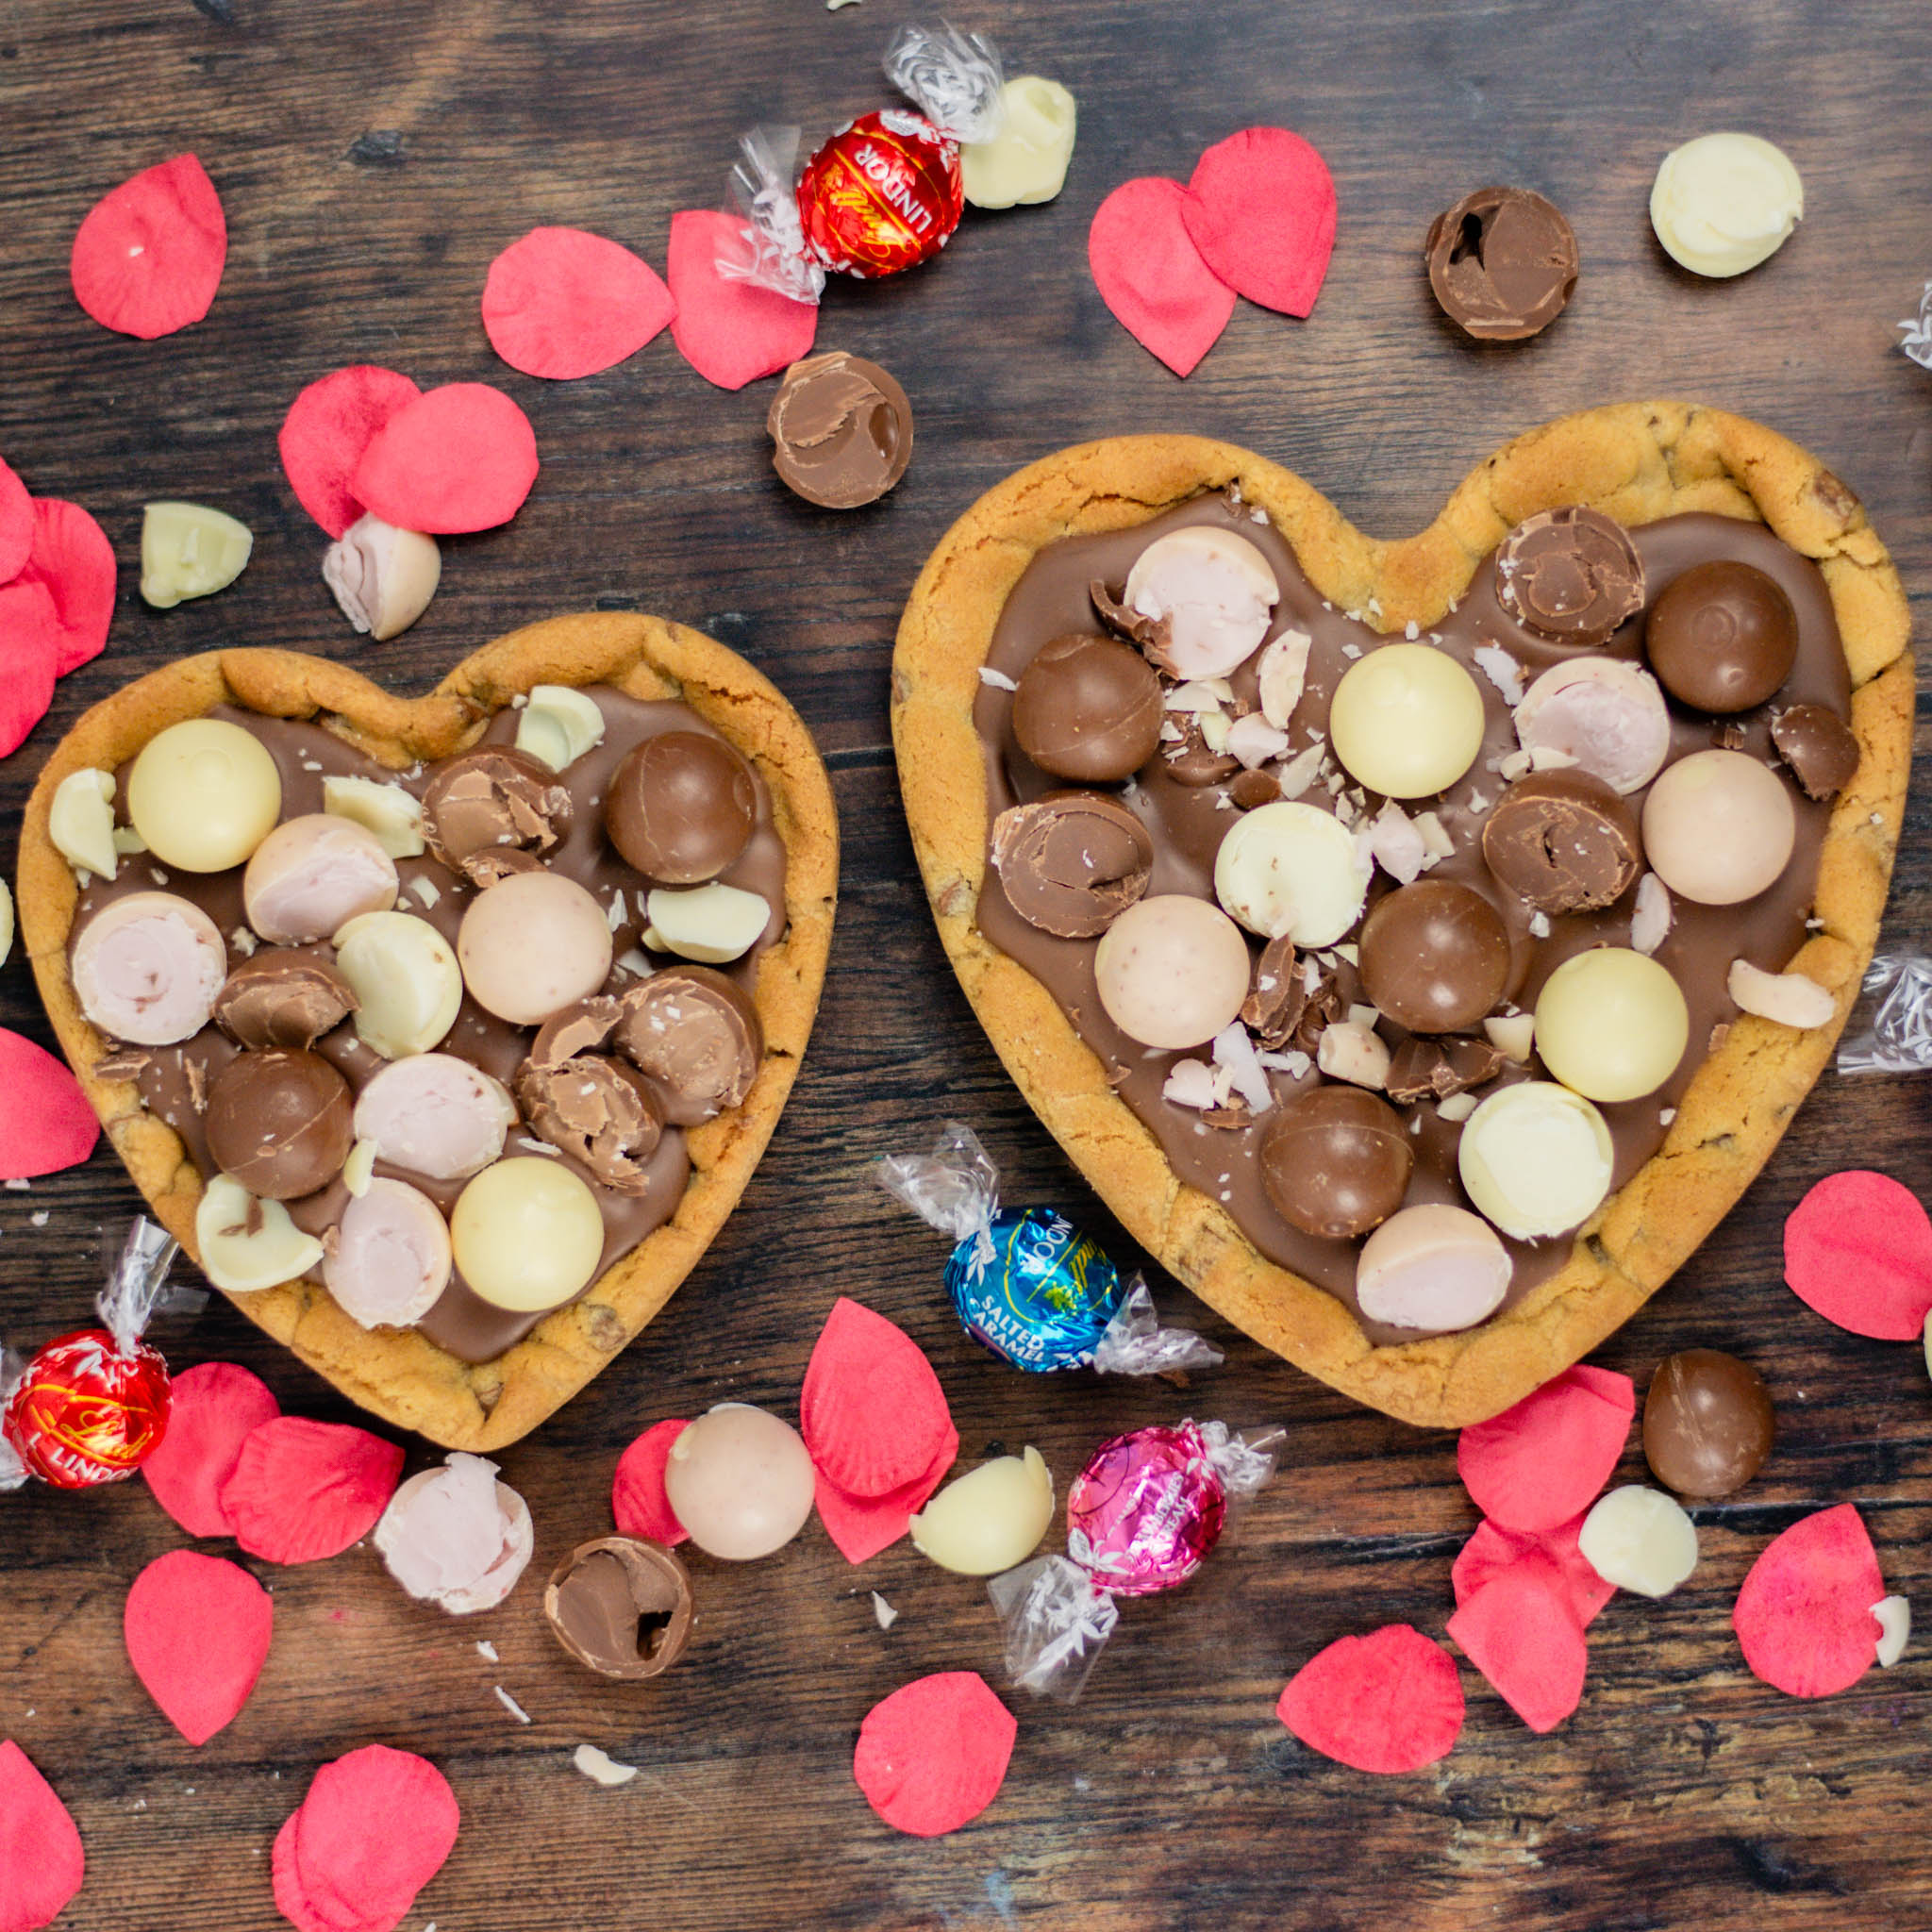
[892, 405, 1912, 1427]
[19, 613, 837, 1450]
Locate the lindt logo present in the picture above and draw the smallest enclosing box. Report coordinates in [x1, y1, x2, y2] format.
[850, 142, 933, 232]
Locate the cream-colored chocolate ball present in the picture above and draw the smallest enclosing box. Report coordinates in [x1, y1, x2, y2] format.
[1534, 948, 1690, 1103]
[126, 719, 283, 873]
[1329, 643, 1487, 798]
[1458, 1081, 1614, 1241]
[457, 870, 614, 1025]
[243, 812, 399, 944]
[663, 1404, 817, 1561]
[1093, 893, 1251, 1050]
[450, 1157, 605, 1311]
[1641, 750, 1795, 906]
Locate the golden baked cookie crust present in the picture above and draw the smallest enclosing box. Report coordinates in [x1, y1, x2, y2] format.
[18, 613, 839, 1451]
[891, 405, 1912, 1428]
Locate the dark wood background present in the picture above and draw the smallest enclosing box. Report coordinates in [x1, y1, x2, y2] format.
[3, 1, 1930, 1926]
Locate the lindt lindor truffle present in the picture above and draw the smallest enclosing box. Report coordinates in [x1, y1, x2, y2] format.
[140, 500, 253, 608]
[1481, 770, 1641, 914]
[767, 351, 913, 508]
[910, 1447, 1055, 1575]
[457, 870, 613, 1025]
[1512, 657, 1672, 795]
[1495, 508, 1645, 646]
[1644, 559, 1798, 712]
[989, 792, 1154, 939]
[604, 731, 757, 885]
[1214, 801, 1367, 945]
[877, 1121, 1220, 1375]
[614, 967, 762, 1125]
[989, 1420, 1277, 1701]
[1643, 1348, 1774, 1498]
[1357, 880, 1509, 1036]
[421, 745, 572, 886]
[204, 1048, 356, 1201]
[242, 812, 399, 944]
[1010, 632, 1164, 783]
[352, 1054, 514, 1181]
[1772, 703, 1860, 800]
[662, 1403, 816, 1559]
[213, 950, 358, 1051]
[515, 1051, 664, 1191]
[325, 1178, 453, 1329]
[1458, 1082, 1614, 1241]
[544, 1536, 694, 1679]
[1118, 526, 1279, 680]
[375, 1452, 533, 1612]
[1424, 185, 1578, 341]
[1258, 1088, 1411, 1241]
[1355, 1204, 1511, 1332]
[450, 1157, 606, 1312]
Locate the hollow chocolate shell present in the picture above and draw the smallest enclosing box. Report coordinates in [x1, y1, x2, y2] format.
[990, 792, 1154, 939]
[543, 1536, 695, 1680]
[1495, 507, 1644, 647]
[1482, 768, 1641, 914]
[1425, 185, 1578, 341]
[615, 966, 762, 1126]
[767, 350, 913, 508]
[422, 745, 572, 887]
[211, 950, 358, 1051]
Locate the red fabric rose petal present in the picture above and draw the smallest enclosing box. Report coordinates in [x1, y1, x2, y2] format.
[1276, 1624, 1465, 1774]
[611, 1418, 690, 1546]
[291, 1744, 459, 1931]
[482, 225, 676, 380]
[350, 383, 539, 535]
[271, 1813, 336, 1932]
[71, 153, 226, 340]
[854, 1672, 1016, 1838]
[142, 1360, 282, 1539]
[1457, 1363, 1636, 1533]
[12, 498, 117, 676]
[125, 1549, 273, 1746]
[0, 582, 58, 758]
[1088, 176, 1237, 378]
[1179, 126, 1337, 319]
[1733, 1503, 1885, 1698]
[220, 1416, 403, 1565]
[1446, 1547, 1589, 1734]
[0, 459, 32, 585]
[1452, 1512, 1616, 1629]
[0, 1030, 101, 1178]
[1783, 1170, 1932, 1341]
[666, 209, 818, 391]
[801, 1297, 954, 1500]
[278, 366, 422, 540]
[0, 1740, 85, 1932]
[814, 1424, 958, 1566]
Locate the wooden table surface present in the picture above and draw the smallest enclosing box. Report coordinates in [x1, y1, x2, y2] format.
[4, 1, 1930, 1926]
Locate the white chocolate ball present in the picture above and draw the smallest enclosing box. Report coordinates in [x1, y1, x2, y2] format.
[909, 1447, 1055, 1575]
[451, 1157, 605, 1312]
[663, 1403, 817, 1561]
[242, 813, 398, 944]
[323, 1177, 451, 1330]
[1650, 132, 1803, 278]
[1512, 658, 1672, 794]
[1458, 1081, 1614, 1241]
[1534, 948, 1690, 1103]
[1213, 799, 1368, 945]
[1093, 894, 1251, 1050]
[353, 1054, 515, 1180]
[458, 870, 613, 1025]
[1577, 1484, 1699, 1597]
[71, 891, 227, 1045]
[1121, 526, 1280, 679]
[126, 719, 283, 873]
[1641, 750, 1795, 906]
[334, 910, 462, 1059]
[1329, 644, 1487, 798]
[1355, 1204, 1511, 1332]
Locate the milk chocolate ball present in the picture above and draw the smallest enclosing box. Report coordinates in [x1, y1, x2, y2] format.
[204, 1048, 355, 1200]
[1259, 1087, 1412, 1240]
[605, 731, 758, 885]
[1645, 560, 1797, 713]
[1643, 1348, 1774, 1499]
[1358, 881, 1510, 1035]
[1011, 633, 1165, 783]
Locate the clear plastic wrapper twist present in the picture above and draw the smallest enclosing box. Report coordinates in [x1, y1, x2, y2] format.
[720, 23, 1005, 301]
[876, 1122, 1221, 1375]
[1836, 953, 1932, 1074]
[1899, 281, 1932, 372]
[989, 1420, 1281, 1701]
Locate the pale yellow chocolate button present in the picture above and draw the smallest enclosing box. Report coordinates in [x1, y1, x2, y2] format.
[126, 718, 283, 873]
[1458, 1081, 1613, 1241]
[140, 501, 253, 608]
[195, 1174, 325, 1292]
[910, 1447, 1055, 1575]
[1651, 132, 1802, 277]
[643, 881, 771, 966]
[1214, 799, 1368, 944]
[1535, 948, 1689, 1103]
[451, 1157, 605, 1312]
[1578, 1485, 1698, 1597]
[961, 75, 1077, 209]
[515, 685, 607, 773]
[1330, 644, 1486, 798]
[334, 909, 463, 1058]
[49, 767, 120, 881]
[322, 774, 426, 859]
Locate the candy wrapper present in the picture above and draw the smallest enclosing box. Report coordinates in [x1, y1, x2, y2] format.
[0, 1218, 193, 1490]
[1838, 953, 1932, 1074]
[877, 1123, 1221, 1376]
[989, 1419, 1279, 1701]
[721, 24, 1005, 303]
[1899, 281, 1932, 371]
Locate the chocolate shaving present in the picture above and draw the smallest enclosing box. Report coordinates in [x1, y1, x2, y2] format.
[1384, 1035, 1507, 1106]
[92, 1046, 153, 1083]
[1241, 937, 1305, 1048]
[1163, 718, 1241, 787]
[1090, 577, 1172, 659]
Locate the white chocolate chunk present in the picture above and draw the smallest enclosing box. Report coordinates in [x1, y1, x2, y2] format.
[49, 768, 120, 882]
[1224, 712, 1291, 769]
[575, 1744, 640, 1788]
[1437, 1091, 1477, 1124]
[1631, 872, 1673, 957]
[0, 878, 11, 971]
[1727, 958, 1836, 1029]
[323, 774, 426, 859]
[1213, 799, 1368, 945]
[1256, 628, 1312, 730]
[515, 685, 607, 773]
[341, 1139, 378, 1198]
[323, 513, 441, 641]
[1316, 1020, 1390, 1091]
[960, 75, 1077, 209]
[1458, 1082, 1613, 1241]
[195, 1174, 325, 1292]
[112, 824, 149, 857]
[1365, 799, 1426, 885]
[1873, 1595, 1911, 1668]
[1578, 1485, 1699, 1598]
[334, 910, 463, 1058]
[140, 501, 253, 608]
[1124, 527, 1280, 680]
[1413, 810, 1454, 861]
[1482, 1011, 1536, 1061]
[1161, 1058, 1218, 1110]
[871, 1591, 899, 1631]
[644, 882, 770, 964]
[375, 1453, 533, 1613]
[1651, 132, 1803, 278]
[909, 1447, 1055, 1575]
